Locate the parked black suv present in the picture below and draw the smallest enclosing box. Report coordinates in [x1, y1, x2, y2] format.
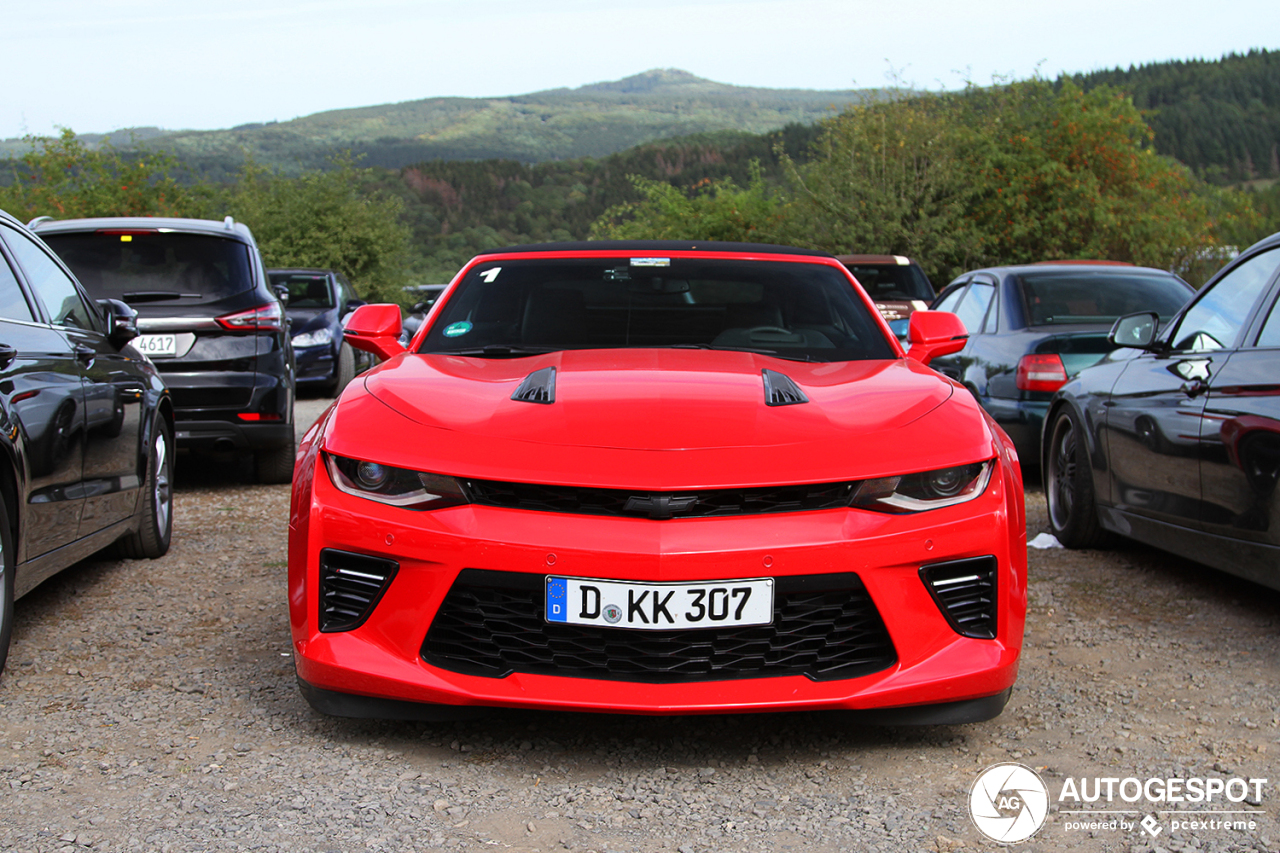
[32, 216, 296, 483]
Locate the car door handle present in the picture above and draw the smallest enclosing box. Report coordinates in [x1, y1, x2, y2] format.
[74, 345, 96, 366]
[0, 343, 15, 369]
[1180, 379, 1207, 397]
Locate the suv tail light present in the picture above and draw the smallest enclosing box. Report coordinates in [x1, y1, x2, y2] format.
[217, 302, 283, 331]
[1016, 354, 1069, 392]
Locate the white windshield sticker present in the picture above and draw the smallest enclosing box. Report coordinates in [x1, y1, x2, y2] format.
[478, 267, 502, 283]
[630, 258, 670, 268]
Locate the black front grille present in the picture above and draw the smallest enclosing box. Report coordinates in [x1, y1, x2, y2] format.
[421, 570, 897, 683]
[319, 549, 399, 632]
[463, 479, 857, 520]
[920, 557, 998, 639]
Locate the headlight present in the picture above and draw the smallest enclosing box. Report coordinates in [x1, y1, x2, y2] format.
[293, 328, 334, 348]
[325, 454, 468, 510]
[849, 461, 993, 513]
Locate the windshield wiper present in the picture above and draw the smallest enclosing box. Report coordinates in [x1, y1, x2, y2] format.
[122, 291, 202, 303]
[429, 345, 560, 358]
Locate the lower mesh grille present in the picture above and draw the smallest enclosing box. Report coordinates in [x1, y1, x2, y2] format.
[920, 557, 998, 639]
[421, 570, 897, 683]
[319, 549, 399, 632]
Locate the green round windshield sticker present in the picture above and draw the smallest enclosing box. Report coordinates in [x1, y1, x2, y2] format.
[443, 321, 473, 337]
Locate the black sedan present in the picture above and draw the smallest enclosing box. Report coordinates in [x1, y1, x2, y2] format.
[929, 262, 1194, 467]
[268, 268, 370, 396]
[1044, 233, 1280, 590]
[0, 210, 173, 675]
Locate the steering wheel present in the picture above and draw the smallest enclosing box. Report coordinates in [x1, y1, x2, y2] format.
[747, 326, 793, 336]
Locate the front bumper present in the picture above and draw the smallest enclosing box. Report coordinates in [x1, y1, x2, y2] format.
[294, 344, 337, 385]
[288, 455, 1025, 717]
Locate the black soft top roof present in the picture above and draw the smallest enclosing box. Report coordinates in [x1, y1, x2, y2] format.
[480, 240, 835, 257]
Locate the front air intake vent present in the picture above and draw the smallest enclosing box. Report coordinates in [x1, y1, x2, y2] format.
[319, 549, 399, 632]
[920, 557, 998, 639]
[762, 369, 808, 406]
[511, 366, 556, 404]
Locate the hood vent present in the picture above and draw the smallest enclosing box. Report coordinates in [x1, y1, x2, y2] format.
[762, 369, 809, 406]
[511, 366, 556, 404]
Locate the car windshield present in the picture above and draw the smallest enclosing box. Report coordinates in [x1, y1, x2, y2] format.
[270, 272, 335, 309]
[419, 257, 896, 362]
[841, 263, 934, 301]
[40, 231, 254, 303]
[1017, 271, 1190, 326]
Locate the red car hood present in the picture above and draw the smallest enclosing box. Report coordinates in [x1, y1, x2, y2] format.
[325, 349, 998, 489]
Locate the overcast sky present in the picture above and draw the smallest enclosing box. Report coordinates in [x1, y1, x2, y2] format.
[4, 0, 1277, 140]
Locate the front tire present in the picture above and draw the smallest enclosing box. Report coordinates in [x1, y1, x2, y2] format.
[329, 343, 356, 397]
[1045, 408, 1111, 548]
[115, 416, 174, 559]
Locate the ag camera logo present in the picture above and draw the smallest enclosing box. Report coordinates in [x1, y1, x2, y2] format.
[970, 763, 1050, 843]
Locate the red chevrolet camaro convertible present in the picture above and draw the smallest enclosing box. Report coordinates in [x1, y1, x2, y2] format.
[288, 242, 1026, 722]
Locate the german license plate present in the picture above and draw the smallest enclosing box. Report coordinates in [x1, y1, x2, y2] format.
[134, 334, 177, 356]
[545, 576, 774, 630]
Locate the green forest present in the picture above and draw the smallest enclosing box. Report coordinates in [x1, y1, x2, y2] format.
[1068, 48, 1280, 183]
[2, 53, 1279, 298]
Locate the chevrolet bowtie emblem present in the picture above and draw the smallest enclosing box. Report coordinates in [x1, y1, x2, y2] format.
[623, 494, 699, 519]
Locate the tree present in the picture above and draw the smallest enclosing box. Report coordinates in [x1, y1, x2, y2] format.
[590, 160, 787, 243]
[782, 80, 1228, 284]
[223, 155, 412, 302]
[781, 92, 982, 283]
[0, 129, 204, 221]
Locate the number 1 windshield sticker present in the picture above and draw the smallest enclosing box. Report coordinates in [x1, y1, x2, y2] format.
[444, 321, 473, 337]
[478, 267, 502, 283]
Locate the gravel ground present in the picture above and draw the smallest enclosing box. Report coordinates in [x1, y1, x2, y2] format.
[1, 397, 1277, 853]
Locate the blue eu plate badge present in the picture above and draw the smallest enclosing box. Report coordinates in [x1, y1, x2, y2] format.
[545, 577, 568, 622]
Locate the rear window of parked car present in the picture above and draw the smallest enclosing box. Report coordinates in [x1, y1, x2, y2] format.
[1017, 272, 1189, 326]
[40, 231, 254, 303]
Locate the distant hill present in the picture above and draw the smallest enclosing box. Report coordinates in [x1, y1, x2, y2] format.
[0, 69, 875, 180]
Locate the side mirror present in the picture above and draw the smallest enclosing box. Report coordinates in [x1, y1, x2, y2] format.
[273, 283, 290, 305]
[344, 304, 406, 361]
[98, 298, 139, 349]
[906, 311, 968, 366]
[1109, 312, 1160, 349]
